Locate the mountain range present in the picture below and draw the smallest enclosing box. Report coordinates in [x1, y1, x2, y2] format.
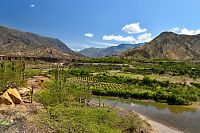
[121, 32, 200, 60]
[2, 25, 200, 61]
[78, 43, 144, 57]
[0, 25, 81, 59]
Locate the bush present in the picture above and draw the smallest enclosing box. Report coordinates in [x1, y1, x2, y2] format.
[0, 61, 26, 89]
[38, 105, 121, 133]
[68, 69, 90, 77]
[167, 94, 191, 105]
[158, 70, 165, 74]
[141, 76, 155, 86]
[191, 82, 200, 88]
[35, 68, 92, 107]
[25, 69, 42, 78]
[153, 89, 168, 102]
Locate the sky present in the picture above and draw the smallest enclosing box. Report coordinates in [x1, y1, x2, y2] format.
[0, 0, 200, 51]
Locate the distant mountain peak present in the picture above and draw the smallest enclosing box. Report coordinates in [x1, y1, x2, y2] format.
[160, 31, 177, 35]
[78, 43, 145, 57]
[121, 32, 200, 60]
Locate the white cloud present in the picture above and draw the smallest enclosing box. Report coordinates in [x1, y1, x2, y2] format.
[137, 33, 152, 43]
[71, 49, 80, 52]
[84, 33, 94, 38]
[169, 27, 180, 33]
[103, 33, 152, 44]
[122, 22, 147, 34]
[30, 4, 35, 8]
[103, 35, 136, 42]
[92, 41, 118, 46]
[169, 27, 200, 35]
[84, 45, 92, 48]
[180, 28, 200, 35]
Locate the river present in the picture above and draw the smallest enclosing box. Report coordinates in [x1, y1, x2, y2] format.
[92, 96, 200, 133]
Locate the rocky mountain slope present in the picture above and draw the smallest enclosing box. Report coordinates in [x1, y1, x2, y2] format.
[78, 43, 144, 57]
[121, 32, 200, 60]
[0, 25, 81, 59]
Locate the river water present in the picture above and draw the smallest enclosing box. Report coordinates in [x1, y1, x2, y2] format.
[92, 96, 200, 133]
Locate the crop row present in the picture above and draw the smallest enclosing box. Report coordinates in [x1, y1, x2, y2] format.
[67, 77, 199, 105]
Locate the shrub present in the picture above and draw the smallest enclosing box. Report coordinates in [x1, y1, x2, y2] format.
[37, 105, 121, 133]
[68, 69, 93, 77]
[191, 82, 200, 88]
[141, 76, 155, 86]
[35, 68, 92, 107]
[167, 94, 191, 105]
[0, 61, 26, 89]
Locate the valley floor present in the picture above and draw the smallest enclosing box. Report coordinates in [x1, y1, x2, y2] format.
[2, 58, 200, 132]
[1, 75, 155, 133]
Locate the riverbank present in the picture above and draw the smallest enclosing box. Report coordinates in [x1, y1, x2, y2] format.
[193, 101, 200, 109]
[93, 96, 200, 133]
[138, 113, 183, 133]
[111, 105, 184, 133]
[92, 100, 182, 133]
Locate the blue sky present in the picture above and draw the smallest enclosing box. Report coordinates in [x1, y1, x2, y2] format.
[0, 0, 200, 51]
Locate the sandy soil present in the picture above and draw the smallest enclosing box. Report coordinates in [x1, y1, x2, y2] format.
[138, 113, 184, 133]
